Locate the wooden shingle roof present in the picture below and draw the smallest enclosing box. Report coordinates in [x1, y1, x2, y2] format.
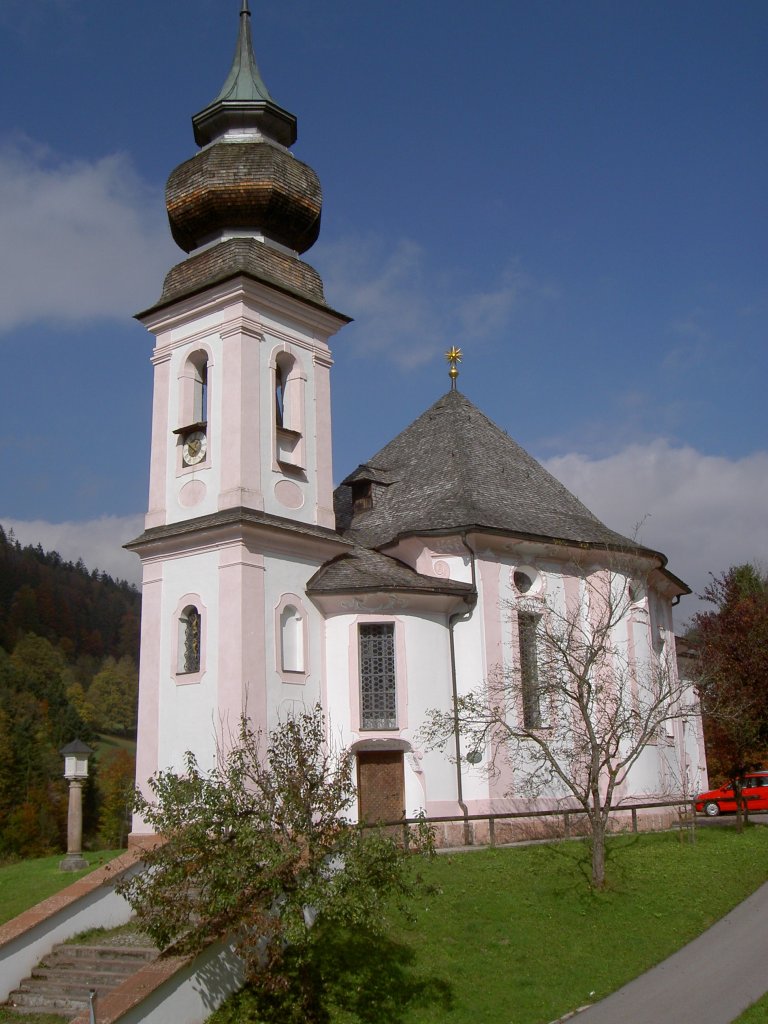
[334, 389, 653, 556]
[308, 546, 473, 596]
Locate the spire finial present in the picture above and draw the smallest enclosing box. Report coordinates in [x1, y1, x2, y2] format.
[191, 0, 297, 149]
[445, 346, 462, 390]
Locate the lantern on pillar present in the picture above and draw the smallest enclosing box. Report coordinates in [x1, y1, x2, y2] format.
[59, 740, 93, 872]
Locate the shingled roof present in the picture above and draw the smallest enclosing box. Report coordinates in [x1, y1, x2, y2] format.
[308, 546, 473, 596]
[334, 389, 653, 555]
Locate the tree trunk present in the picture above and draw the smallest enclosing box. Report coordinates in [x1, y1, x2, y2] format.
[590, 818, 607, 889]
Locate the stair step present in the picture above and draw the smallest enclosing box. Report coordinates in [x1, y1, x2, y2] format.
[4, 938, 158, 1017]
[50, 942, 156, 960]
[32, 966, 137, 985]
[7, 989, 89, 1011]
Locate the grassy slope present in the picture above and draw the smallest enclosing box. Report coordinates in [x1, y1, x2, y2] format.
[0, 850, 123, 926]
[331, 828, 768, 1024]
[736, 993, 768, 1023]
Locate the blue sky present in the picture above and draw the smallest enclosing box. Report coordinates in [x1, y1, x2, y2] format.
[1, 0, 766, 624]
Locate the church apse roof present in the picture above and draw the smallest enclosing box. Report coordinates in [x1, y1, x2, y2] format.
[308, 546, 473, 597]
[334, 389, 659, 558]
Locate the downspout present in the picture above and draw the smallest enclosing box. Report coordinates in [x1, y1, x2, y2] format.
[449, 532, 478, 846]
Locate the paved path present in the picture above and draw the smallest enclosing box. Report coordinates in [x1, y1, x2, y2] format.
[570, 876, 768, 1024]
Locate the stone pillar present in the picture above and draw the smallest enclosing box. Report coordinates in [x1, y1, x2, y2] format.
[60, 779, 88, 872]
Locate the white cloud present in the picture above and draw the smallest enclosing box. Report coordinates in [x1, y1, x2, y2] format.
[543, 441, 768, 627]
[316, 235, 532, 369]
[0, 142, 176, 332]
[1, 515, 144, 586]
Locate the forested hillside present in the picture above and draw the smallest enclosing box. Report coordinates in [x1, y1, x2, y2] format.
[0, 526, 141, 857]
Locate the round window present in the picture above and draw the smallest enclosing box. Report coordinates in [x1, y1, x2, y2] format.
[513, 566, 541, 595]
[514, 570, 533, 594]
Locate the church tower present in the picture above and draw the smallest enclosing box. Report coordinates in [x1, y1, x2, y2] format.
[129, 2, 349, 838]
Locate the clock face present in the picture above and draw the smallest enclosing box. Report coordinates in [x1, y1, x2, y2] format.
[182, 429, 207, 466]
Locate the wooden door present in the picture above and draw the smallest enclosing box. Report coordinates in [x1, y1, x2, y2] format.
[357, 751, 405, 824]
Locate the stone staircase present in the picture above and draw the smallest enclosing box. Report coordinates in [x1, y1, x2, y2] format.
[5, 939, 158, 1018]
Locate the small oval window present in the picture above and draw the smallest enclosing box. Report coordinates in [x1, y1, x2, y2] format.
[514, 570, 533, 594]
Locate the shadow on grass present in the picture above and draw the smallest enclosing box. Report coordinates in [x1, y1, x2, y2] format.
[208, 926, 453, 1024]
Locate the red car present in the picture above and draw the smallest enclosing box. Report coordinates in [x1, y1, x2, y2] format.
[695, 772, 768, 816]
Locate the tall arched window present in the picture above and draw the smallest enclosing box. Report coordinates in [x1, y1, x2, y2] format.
[178, 605, 201, 674]
[193, 360, 208, 425]
[274, 351, 305, 469]
[518, 611, 541, 728]
[176, 349, 211, 471]
[179, 350, 210, 428]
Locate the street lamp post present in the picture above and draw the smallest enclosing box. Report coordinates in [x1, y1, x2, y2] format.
[59, 739, 93, 872]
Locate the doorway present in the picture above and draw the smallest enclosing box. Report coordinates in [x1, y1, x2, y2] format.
[356, 750, 405, 824]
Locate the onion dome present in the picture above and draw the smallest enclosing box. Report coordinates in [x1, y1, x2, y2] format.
[165, 1, 322, 257]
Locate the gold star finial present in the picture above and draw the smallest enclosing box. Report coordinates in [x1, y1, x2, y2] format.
[445, 346, 462, 390]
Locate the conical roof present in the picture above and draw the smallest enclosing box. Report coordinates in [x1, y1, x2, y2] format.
[334, 390, 648, 554]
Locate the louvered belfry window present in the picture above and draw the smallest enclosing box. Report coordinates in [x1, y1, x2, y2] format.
[359, 624, 397, 730]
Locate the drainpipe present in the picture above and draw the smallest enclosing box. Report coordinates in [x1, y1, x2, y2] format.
[449, 532, 478, 846]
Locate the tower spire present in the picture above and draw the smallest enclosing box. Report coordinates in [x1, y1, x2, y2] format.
[212, 0, 273, 107]
[192, 1, 297, 148]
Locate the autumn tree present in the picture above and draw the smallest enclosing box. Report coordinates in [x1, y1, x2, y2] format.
[425, 563, 696, 889]
[692, 564, 768, 830]
[85, 656, 139, 735]
[118, 706, 434, 1024]
[98, 749, 136, 847]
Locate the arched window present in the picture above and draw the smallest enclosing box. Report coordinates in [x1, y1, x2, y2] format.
[518, 611, 541, 729]
[176, 349, 211, 471]
[193, 360, 208, 425]
[275, 360, 287, 429]
[178, 605, 201, 674]
[179, 350, 210, 428]
[280, 604, 304, 673]
[274, 351, 305, 469]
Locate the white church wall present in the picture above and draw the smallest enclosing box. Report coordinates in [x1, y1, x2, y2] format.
[261, 550, 327, 730]
[154, 549, 221, 774]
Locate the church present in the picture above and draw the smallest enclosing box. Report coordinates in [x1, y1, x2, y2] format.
[128, 2, 705, 844]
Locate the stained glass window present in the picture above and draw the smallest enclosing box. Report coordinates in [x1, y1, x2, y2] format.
[359, 623, 396, 730]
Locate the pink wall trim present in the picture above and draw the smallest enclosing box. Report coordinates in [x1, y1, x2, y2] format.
[134, 568, 163, 822]
[218, 544, 267, 742]
[314, 357, 335, 528]
[481, 561, 515, 803]
[146, 356, 171, 528]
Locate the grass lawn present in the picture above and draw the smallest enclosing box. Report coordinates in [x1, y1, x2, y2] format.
[736, 993, 768, 1023]
[0, 850, 123, 926]
[388, 828, 768, 1024]
[211, 826, 768, 1024]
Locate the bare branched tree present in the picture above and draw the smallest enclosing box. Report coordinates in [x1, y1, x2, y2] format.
[424, 562, 698, 888]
